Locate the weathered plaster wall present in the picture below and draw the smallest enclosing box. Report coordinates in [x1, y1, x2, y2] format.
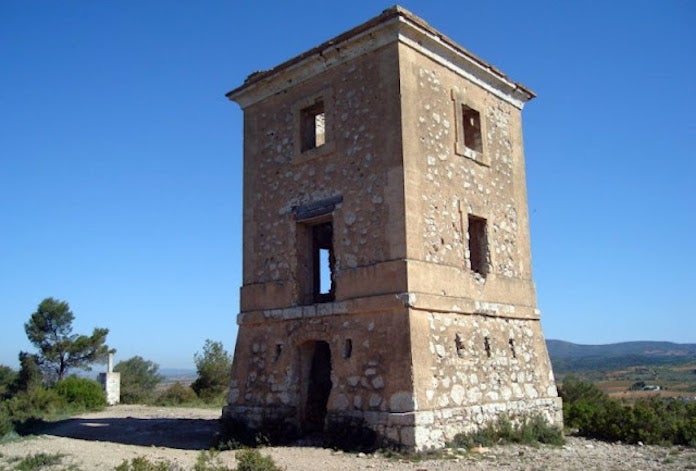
[227, 306, 413, 429]
[240, 43, 407, 312]
[399, 43, 536, 309]
[411, 311, 557, 410]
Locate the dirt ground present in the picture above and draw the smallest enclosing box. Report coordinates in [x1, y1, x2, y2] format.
[1, 405, 695, 470]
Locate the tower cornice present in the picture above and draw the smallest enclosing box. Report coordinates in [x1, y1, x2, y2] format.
[227, 6, 535, 110]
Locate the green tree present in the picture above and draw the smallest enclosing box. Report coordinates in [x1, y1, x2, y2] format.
[15, 351, 43, 393]
[24, 297, 110, 381]
[0, 365, 17, 398]
[192, 339, 231, 401]
[114, 356, 163, 404]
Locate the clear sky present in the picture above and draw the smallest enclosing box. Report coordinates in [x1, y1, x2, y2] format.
[1, 1, 694, 371]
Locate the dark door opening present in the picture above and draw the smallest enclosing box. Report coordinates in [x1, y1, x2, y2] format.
[301, 341, 332, 432]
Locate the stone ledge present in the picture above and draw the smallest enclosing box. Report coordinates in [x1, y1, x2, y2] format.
[238, 290, 540, 325]
[237, 293, 407, 325]
[406, 292, 540, 320]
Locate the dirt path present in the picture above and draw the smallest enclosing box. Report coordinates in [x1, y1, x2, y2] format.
[0, 405, 695, 470]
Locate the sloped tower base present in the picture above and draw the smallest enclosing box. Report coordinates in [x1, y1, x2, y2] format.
[223, 299, 561, 450]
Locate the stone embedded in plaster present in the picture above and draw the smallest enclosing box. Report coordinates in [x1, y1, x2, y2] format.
[389, 392, 415, 412]
[334, 393, 350, 410]
[450, 384, 465, 405]
[371, 375, 385, 389]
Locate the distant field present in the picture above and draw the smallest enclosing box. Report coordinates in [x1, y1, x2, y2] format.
[547, 339, 696, 399]
[555, 361, 696, 400]
[156, 374, 197, 392]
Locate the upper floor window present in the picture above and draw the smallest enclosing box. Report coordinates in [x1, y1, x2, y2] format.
[301, 100, 325, 152]
[452, 88, 488, 166]
[294, 89, 334, 160]
[461, 104, 482, 153]
[293, 195, 343, 305]
[467, 214, 489, 277]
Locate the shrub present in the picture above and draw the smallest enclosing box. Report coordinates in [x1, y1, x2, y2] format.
[0, 401, 13, 437]
[4, 388, 66, 423]
[194, 450, 231, 471]
[192, 340, 232, 403]
[560, 376, 696, 446]
[234, 449, 281, 471]
[11, 452, 65, 471]
[0, 365, 17, 398]
[54, 376, 106, 410]
[114, 356, 163, 404]
[451, 415, 564, 448]
[15, 352, 42, 393]
[114, 456, 173, 471]
[155, 382, 198, 406]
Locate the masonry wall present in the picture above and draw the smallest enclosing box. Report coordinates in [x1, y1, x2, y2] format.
[239, 42, 407, 313]
[396, 42, 561, 447]
[399, 42, 537, 310]
[227, 306, 414, 430]
[227, 41, 418, 435]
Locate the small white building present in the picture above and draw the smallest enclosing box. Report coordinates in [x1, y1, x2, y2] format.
[98, 353, 120, 405]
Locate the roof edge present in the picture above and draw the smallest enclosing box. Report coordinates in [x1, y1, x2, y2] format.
[227, 6, 535, 108]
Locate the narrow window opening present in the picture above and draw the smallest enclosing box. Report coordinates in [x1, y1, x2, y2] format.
[455, 333, 466, 358]
[484, 336, 491, 358]
[301, 101, 325, 152]
[274, 343, 283, 362]
[468, 214, 489, 277]
[312, 222, 335, 303]
[319, 248, 331, 295]
[344, 339, 352, 359]
[462, 105, 482, 153]
[509, 339, 517, 359]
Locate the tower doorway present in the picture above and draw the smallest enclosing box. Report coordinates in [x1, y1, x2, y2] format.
[300, 340, 332, 432]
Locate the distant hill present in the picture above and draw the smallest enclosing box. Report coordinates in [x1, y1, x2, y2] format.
[160, 368, 196, 378]
[546, 340, 696, 374]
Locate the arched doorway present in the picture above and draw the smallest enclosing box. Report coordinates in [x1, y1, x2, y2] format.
[299, 340, 332, 432]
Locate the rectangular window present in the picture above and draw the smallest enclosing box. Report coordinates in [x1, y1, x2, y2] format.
[461, 105, 482, 153]
[301, 101, 325, 152]
[311, 221, 334, 303]
[468, 214, 488, 277]
[452, 89, 488, 165]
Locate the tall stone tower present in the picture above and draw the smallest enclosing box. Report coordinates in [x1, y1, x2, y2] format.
[224, 6, 561, 449]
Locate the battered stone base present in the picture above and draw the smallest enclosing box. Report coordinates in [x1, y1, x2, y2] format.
[223, 397, 562, 451]
[221, 404, 301, 445]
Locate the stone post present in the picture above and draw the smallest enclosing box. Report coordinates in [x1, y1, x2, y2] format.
[98, 353, 120, 405]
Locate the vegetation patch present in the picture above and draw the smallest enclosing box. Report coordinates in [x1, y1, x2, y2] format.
[114, 456, 174, 471]
[154, 382, 199, 407]
[3, 452, 66, 471]
[232, 449, 282, 471]
[451, 415, 564, 449]
[114, 356, 164, 404]
[561, 375, 696, 446]
[191, 341, 231, 404]
[114, 449, 281, 471]
[54, 377, 106, 411]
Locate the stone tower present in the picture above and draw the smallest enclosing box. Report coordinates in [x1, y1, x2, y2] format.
[223, 6, 561, 449]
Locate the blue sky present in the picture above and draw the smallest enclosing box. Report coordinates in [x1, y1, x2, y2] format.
[1, 1, 694, 370]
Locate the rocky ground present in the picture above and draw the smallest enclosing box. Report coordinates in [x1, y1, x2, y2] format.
[0, 405, 694, 470]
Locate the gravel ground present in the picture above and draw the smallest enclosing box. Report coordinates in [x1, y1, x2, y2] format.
[0, 405, 695, 470]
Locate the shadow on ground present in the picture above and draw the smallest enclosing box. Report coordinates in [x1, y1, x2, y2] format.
[37, 417, 220, 450]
